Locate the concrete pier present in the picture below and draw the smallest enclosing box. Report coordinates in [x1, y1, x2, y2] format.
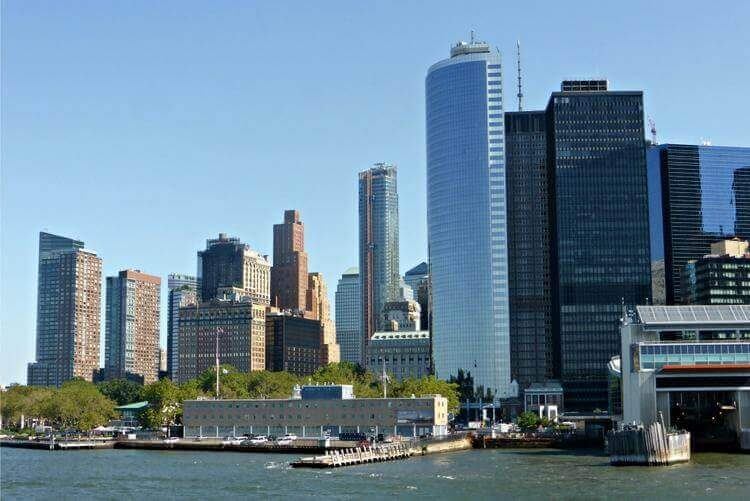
[607, 422, 690, 466]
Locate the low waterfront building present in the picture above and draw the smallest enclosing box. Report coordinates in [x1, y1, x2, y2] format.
[620, 305, 750, 450]
[366, 331, 431, 381]
[182, 384, 448, 439]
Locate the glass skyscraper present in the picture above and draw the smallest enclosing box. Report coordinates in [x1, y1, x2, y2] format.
[426, 39, 511, 397]
[648, 144, 750, 304]
[505, 110, 554, 390]
[547, 81, 651, 410]
[335, 266, 361, 364]
[358, 164, 400, 362]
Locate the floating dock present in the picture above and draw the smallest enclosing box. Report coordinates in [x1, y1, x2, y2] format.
[607, 422, 690, 466]
[291, 442, 412, 468]
[0, 439, 114, 451]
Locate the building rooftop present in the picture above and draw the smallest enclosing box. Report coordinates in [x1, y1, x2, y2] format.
[115, 401, 150, 410]
[405, 262, 428, 277]
[371, 331, 430, 341]
[341, 266, 359, 277]
[636, 305, 750, 325]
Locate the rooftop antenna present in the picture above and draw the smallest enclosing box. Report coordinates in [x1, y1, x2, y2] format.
[516, 40, 523, 112]
[648, 117, 657, 145]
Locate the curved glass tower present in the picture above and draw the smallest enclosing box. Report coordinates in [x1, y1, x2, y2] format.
[426, 40, 511, 397]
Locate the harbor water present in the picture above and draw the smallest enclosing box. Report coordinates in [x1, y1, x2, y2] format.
[1, 448, 748, 499]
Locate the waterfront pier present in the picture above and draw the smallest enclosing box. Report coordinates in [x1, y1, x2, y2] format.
[292, 442, 412, 468]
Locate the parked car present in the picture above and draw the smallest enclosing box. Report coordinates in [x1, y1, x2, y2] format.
[276, 434, 298, 445]
[222, 436, 243, 445]
[248, 435, 268, 445]
[163, 437, 180, 443]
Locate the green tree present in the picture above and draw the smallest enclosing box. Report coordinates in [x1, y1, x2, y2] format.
[517, 411, 540, 430]
[140, 378, 184, 429]
[195, 365, 250, 398]
[96, 379, 144, 405]
[393, 376, 460, 414]
[309, 362, 382, 398]
[246, 371, 299, 399]
[1, 385, 56, 428]
[50, 380, 117, 430]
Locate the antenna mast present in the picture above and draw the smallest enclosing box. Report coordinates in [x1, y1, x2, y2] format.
[516, 40, 523, 112]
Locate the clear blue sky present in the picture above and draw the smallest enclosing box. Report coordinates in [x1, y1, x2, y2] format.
[2, 0, 748, 385]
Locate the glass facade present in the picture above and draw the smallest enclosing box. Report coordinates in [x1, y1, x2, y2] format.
[639, 343, 750, 370]
[505, 110, 554, 390]
[167, 274, 199, 380]
[648, 144, 750, 304]
[335, 267, 361, 364]
[426, 41, 511, 397]
[547, 90, 651, 410]
[359, 164, 400, 361]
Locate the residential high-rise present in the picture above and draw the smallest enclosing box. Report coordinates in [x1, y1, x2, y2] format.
[105, 269, 161, 383]
[28, 232, 101, 387]
[546, 80, 651, 410]
[198, 233, 271, 304]
[306, 272, 340, 365]
[177, 289, 266, 383]
[648, 144, 750, 304]
[359, 163, 400, 360]
[167, 273, 199, 380]
[504, 110, 554, 392]
[426, 38, 512, 397]
[683, 239, 750, 305]
[335, 267, 361, 365]
[404, 262, 430, 331]
[270, 210, 308, 311]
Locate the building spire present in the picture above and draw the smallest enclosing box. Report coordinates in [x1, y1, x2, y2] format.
[516, 40, 523, 112]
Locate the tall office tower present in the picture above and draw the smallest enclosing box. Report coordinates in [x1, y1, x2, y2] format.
[271, 210, 308, 311]
[27, 232, 101, 387]
[359, 163, 400, 360]
[504, 111, 554, 392]
[547, 80, 651, 410]
[198, 233, 271, 304]
[177, 290, 266, 383]
[648, 144, 750, 304]
[306, 272, 340, 364]
[167, 273, 199, 380]
[426, 38, 512, 397]
[335, 267, 361, 364]
[404, 262, 430, 331]
[105, 270, 161, 383]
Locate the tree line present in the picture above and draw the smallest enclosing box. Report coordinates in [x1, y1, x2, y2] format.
[1, 362, 460, 431]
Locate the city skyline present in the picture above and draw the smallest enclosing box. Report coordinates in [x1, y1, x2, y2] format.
[3, 1, 750, 385]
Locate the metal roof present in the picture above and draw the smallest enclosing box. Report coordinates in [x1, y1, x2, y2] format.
[636, 305, 750, 325]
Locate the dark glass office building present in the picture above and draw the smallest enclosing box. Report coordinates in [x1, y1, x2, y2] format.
[547, 81, 651, 411]
[648, 144, 750, 304]
[504, 111, 555, 390]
